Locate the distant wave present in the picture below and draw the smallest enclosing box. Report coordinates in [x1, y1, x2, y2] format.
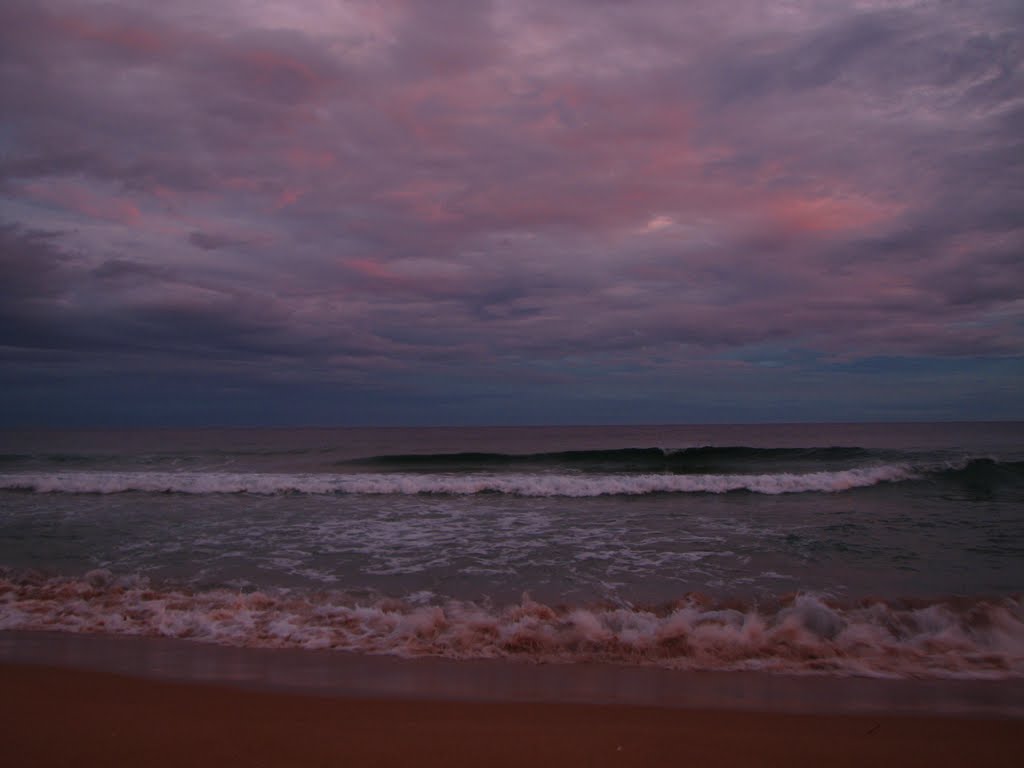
[0, 466, 914, 496]
[1, 458, 1018, 497]
[0, 452, 113, 466]
[1, 569, 1020, 679]
[1, 445, 873, 471]
[340, 445, 874, 471]
[934, 457, 1024, 487]
[0, 446, 325, 467]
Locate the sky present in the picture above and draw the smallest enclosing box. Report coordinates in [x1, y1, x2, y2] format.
[1, 0, 1022, 427]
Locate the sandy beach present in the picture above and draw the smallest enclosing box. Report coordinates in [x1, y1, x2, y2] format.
[2, 662, 1021, 768]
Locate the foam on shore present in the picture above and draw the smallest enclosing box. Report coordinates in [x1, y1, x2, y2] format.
[2, 569, 1020, 679]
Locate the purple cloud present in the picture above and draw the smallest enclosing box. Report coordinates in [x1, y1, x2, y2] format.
[1, 0, 1021, 423]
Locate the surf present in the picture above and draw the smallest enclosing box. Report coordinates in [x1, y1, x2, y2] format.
[2, 569, 1021, 679]
[0, 465, 917, 496]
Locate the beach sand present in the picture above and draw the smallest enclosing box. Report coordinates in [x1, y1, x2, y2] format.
[2, 662, 1021, 768]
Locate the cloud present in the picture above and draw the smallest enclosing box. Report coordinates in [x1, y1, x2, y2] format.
[188, 231, 253, 251]
[0, 0, 1021, 423]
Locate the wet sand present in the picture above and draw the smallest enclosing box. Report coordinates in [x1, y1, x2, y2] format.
[4, 629, 1023, 717]
[2, 662, 1021, 768]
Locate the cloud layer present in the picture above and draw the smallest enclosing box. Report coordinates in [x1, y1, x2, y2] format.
[1, 0, 1022, 424]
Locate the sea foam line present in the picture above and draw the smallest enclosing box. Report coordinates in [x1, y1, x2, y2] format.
[1, 570, 1021, 679]
[0, 466, 915, 496]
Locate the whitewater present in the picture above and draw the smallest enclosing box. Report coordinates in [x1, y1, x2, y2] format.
[0, 464, 915, 495]
[1, 422, 1022, 679]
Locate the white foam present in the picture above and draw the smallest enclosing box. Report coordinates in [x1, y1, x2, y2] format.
[1, 571, 1020, 679]
[0, 465, 916, 496]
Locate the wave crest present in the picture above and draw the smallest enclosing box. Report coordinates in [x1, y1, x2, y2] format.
[0, 466, 915, 496]
[1, 570, 1020, 679]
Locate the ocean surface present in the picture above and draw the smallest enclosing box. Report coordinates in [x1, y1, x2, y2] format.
[1, 422, 1022, 680]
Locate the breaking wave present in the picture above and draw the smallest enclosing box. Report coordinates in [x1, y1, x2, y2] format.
[2, 457, 1020, 496]
[1, 569, 1020, 679]
[0, 466, 917, 496]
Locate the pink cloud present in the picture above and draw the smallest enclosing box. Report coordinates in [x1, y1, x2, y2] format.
[345, 258, 400, 281]
[341, 256, 472, 298]
[24, 180, 141, 225]
[765, 193, 899, 236]
[274, 187, 305, 209]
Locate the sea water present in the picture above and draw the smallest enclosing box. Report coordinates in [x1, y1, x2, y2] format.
[1, 422, 1022, 678]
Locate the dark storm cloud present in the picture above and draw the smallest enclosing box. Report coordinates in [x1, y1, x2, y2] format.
[0, 223, 70, 300]
[0, 0, 1021, 423]
[0, 223, 79, 351]
[0, 222, 368, 364]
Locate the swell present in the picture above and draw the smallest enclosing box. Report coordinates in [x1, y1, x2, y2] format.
[0, 452, 119, 466]
[0, 446, 327, 468]
[1, 569, 1020, 679]
[932, 457, 1024, 487]
[340, 445, 874, 471]
[0, 458, 1020, 496]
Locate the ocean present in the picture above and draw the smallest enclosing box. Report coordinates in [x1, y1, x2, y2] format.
[1, 422, 1022, 681]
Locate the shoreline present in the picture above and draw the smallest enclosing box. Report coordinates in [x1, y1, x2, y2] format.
[3, 661, 1022, 768]
[3, 629, 1022, 718]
